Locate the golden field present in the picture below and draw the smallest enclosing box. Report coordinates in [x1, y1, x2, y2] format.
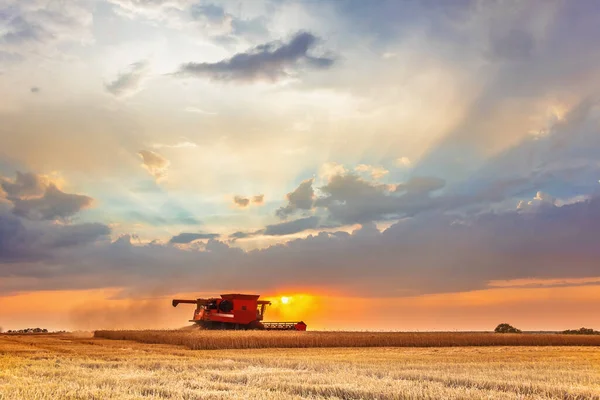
[0, 333, 599, 399]
[94, 329, 600, 350]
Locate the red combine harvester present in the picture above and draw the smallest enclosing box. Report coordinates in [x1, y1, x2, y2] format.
[172, 293, 307, 331]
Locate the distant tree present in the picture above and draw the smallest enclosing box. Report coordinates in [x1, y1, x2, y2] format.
[495, 323, 522, 333]
[562, 327, 600, 335]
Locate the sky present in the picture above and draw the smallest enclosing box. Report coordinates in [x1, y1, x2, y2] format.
[1, 0, 600, 331]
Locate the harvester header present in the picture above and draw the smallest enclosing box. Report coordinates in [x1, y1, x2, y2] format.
[172, 293, 307, 331]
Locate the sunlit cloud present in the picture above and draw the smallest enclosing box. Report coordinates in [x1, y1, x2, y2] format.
[138, 150, 170, 180]
[233, 195, 250, 208]
[355, 164, 389, 180]
[395, 157, 412, 167]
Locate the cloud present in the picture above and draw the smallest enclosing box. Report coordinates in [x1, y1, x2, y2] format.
[105, 61, 150, 97]
[312, 172, 504, 224]
[108, 0, 269, 44]
[43, 223, 111, 248]
[263, 216, 320, 236]
[106, 0, 189, 20]
[0, 210, 109, 264]
[517, 191, 556, 213]
[0, 1, 93, 57]
[3, 196, 600, 299]
[138, 150, 170, 180]
[11, 184, 93, 221]
[233, 195, 250, 208]
[395, 177, 445, 195]
[1, 172, 46, 200]
[1, 172, 94, 221]
[176, 32, 334, 83]
[355, 164, 389, 180]
[276, 178, 315, 219]
[395, 157, 412, 167]
[229, 230, 257, 239]
[233, 194, 264, 208]
[169, 232, 220, 244]
[252, 194, 265, 205]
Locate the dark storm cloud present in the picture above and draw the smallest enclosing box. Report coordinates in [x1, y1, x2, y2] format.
[395, 177, 445, 195]
[176, 32, 334, 82]
[276, 178, 315, 219]
[315, 173, 447, 224]
[229, 230, 256, 239]
[12, 184, 93, 221]
[105, 61, 149, 97]
[229, 215, 320, 239]
[1, 171, 46, 200]
[263, 216, 320, 236]
[43, 223, 111, 248]
[3, 196, 600, 298]
[169, 232, 220, 244]
[0, 210, 110, 264]
[311, 172, 532, 225]
[1, 172, 93, 221]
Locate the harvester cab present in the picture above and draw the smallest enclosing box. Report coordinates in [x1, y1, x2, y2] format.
[172, 293, 307, 331]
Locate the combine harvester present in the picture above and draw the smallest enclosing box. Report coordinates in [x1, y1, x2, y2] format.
[172, 293, 307, 331]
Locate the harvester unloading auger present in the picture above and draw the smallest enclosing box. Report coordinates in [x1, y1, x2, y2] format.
[172, 293, 307, 331]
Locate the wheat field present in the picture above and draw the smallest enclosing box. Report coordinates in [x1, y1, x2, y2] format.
[94, 329, 600, 350]
[1, 333, 599, 399]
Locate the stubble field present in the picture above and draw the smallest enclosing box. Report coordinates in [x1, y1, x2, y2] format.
[0, 333, 599, 399]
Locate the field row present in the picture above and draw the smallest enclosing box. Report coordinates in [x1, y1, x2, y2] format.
[94, 330, 600, 350]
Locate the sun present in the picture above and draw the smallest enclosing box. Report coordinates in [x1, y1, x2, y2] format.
[281, 296, 290, 304]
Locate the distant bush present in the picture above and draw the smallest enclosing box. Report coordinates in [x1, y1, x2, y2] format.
[562, 327, 600, 335]
[5, 327, 49, 334]
[495, 323, 522, 333]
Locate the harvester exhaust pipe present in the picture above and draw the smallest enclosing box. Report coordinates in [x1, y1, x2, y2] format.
[172, 299, 200, 307]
